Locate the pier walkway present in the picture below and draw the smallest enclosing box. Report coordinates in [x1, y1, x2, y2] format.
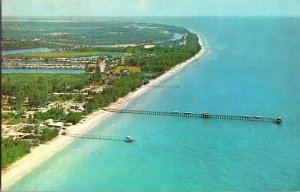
[62, 131, 135, 143]
[104, 108, 282, 124]
[149, 85, 180, 89]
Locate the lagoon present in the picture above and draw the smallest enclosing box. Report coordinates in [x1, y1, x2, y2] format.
[2, 48, 52, 55]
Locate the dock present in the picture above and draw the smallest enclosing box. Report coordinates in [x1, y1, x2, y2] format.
[104, 108, 282, 124]
[62, 131, 135, 143]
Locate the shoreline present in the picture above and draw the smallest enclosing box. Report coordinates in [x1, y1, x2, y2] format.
[2, 34, 208, 190]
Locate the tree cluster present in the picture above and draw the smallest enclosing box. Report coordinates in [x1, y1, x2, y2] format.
[40, 128, 59, 142]
[1, 139, 31, 169]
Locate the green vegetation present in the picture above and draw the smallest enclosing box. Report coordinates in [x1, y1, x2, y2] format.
[7, 51, 126, 58]
[20, 125, 36, 133]
[2, 73, 89, 83]
[1, 20, 203, 170]
[2, 40, 71, 50]
[65, 112, 82, 124]
[2, 32, 200, 114]
[2, 73, 93, 110]
[1, 139, 32, 169]
[84, 73, 144, 112]
[112, 66, 141, 74]
[35, 108, 65, 121]
[34, 108, 82, 124]
[126, 32, 201, 74]
[2, 112, 25, 125]
[2, 117, 24, 125]
[3, 21, 186, 50]
[40, 128, 59, 142]
[84, 33, 201, 113]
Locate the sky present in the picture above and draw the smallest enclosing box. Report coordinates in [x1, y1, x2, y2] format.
[3, 0, 300, 17]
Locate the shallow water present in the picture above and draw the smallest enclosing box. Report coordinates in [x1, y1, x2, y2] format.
[2, 48, 52, 55]
[9, 17, 300, 191]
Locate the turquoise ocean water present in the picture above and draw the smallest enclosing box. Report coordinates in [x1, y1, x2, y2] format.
[9, 17, 300, 191]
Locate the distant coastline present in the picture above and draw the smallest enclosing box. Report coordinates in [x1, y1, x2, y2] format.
[2, 33, 207, 191]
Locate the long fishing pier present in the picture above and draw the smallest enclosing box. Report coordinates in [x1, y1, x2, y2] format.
[149, 85, 180, 89]
[104, 108, 282, 124]
[62, 132, 135, 143]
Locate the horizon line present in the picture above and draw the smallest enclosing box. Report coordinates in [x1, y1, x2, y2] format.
[3, 15, 300, 18]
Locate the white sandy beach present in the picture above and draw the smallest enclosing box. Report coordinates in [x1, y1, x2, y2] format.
[2, 34, 207, 190]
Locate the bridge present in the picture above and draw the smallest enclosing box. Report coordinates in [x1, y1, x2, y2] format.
[62, 131, 135, 143]
[104, 108, 282, 125]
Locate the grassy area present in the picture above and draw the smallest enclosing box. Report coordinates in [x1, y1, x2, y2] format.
[2, 117, 24, 125]
[6, 51, 126, 58]
[112, 66, 141, 74]
[2, 73, 90, 83]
